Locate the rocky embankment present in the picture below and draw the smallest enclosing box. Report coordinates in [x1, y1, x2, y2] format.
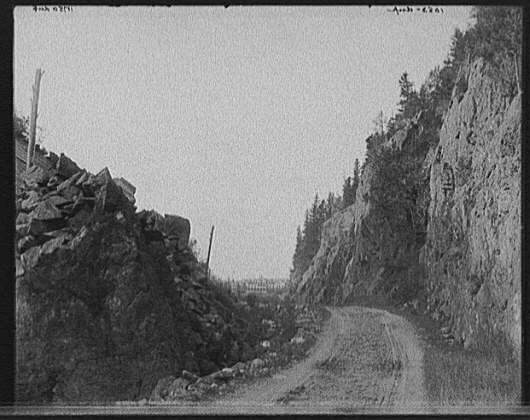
[146, 306, 325, 405]
[16, 158, 265, 403]
[291, 58, 521, 356]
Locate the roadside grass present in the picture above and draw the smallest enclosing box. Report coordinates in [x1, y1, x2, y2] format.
[423, 337, 520, 407]
[342, 295, 520, 408]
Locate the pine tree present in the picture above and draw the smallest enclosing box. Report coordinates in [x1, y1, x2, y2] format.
[307, 193, 321, 256]
[292, 225, 304, 270]
[398, 72, 424, 119]
[342, 177, 354, 207]
[317, 199, 327, 235]
[398, 72, 414, 111]
[372, 110, 386, 135]
[351, 159, 360, 202]
[326, 192, 336, 218]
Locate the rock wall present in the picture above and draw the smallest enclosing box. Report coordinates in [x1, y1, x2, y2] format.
[293, 112, 434, 306]
[16, 162, 249, 403]
[421, 59, 521, 354]
[292, 58, 521, 356]
[294, 205, 355, 304]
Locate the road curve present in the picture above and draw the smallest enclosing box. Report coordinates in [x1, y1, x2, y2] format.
[211, 305, 427, 412]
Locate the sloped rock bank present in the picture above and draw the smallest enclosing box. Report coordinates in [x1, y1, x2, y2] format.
[15, 164, 249, 403]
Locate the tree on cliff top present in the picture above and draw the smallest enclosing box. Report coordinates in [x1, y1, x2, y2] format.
[342, 177, 354, 207]
[448, 7, 522, 95]
[341, 159, 360, 208]
[470, 7, 522, 93]
[352, 159, 360, 200]
[291, 193, 334, 278]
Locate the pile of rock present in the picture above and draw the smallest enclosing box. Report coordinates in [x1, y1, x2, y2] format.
[16, 163, 135, 278]
[150, 358, 269, 402]
[16, 155, 262, 403]
[148, 307, 326, 404]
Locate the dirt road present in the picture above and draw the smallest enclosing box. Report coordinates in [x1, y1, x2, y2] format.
[211, 305, 427, 413]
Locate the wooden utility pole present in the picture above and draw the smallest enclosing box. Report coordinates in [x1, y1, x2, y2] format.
[26, 68, 44, 171]
[205, 225, 215, 282]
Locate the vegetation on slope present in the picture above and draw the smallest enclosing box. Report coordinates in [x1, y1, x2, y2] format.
[289, 6, 522, 300]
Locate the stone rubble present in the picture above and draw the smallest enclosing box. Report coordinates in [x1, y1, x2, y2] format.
[147, 307, 326, 404]
[15, 165, 136, 277]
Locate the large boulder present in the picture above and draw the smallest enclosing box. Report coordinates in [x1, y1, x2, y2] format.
[23, 165, 51, 189]
[161, 215, 191, 250]
[166, 377, 190, 399]
[55, 153, 81, 179]
[250, 358, 264, 372]
[27, 200, 66, 236]
[137, 211, 190, 250]
[30, 199, 62, 221]
[150, 375, 176, 401]
[181, 369, 199, 382]
[95, 179, 127, 213]
[77, 168, 132, 215]
[16, 212, 30, 225]
[21, 191, 41, 212]
[20, 245, 41, 271]
[56, 174, 82, 201]
[210, 367, 234, 381]
[113, 177, 136, 204]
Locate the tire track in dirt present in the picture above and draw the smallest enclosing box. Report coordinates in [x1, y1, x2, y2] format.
[210, 305, 426, 412]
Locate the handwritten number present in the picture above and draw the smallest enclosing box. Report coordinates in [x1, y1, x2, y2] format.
[33, 5, 73, 13]
[388, 5, 444, 15]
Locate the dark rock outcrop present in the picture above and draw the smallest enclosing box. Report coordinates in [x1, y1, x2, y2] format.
[16, 162, 246, 403]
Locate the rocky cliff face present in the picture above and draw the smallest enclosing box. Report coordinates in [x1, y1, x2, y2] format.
[421, 59, 521, 354]
[16, 163, 250, 403]
[294, 110, 434, 306]
[292, 58, 521, 356]
[294, 205, 355, 304]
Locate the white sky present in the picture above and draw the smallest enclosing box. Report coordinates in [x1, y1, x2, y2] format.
[14, 6, 472, 280]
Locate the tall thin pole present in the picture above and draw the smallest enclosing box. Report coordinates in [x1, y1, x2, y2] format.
[205, 225, 215, 282]
[26, 68, 44, 171]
